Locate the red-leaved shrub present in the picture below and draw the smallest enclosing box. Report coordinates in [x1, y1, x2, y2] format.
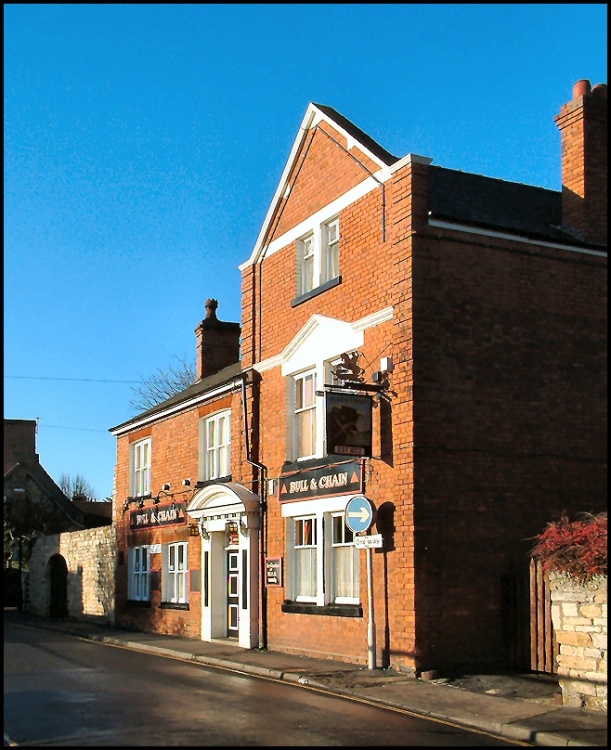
[530, 512, 607, 584]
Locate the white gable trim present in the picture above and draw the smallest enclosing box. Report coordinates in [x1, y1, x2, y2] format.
[253, 306, 394, 374]
[240, 103, 394, 270]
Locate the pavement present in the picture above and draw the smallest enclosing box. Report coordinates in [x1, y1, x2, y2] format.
[4, 609, 607, 747]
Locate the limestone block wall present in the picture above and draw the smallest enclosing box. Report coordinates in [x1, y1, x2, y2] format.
[27, 526, 117, 624]
[550, 572, 607, 711]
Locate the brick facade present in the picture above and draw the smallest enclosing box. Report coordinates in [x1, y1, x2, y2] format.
[238, 83, 607, 673]
[104, 80, 606, 677]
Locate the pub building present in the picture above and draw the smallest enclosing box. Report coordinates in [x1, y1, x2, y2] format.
[110, 81, 607, 677]
[110, 299, 262, 648]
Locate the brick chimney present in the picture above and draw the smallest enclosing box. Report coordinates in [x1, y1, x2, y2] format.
[554, 79, 607, 244]
[194, 299, 241, 380]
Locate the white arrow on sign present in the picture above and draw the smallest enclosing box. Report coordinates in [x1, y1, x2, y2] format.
[348, 507, 371, 523]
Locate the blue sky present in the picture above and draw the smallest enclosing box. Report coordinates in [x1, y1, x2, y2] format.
[4, 4, 607, 500]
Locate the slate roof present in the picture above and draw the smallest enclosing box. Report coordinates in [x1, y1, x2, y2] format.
[312, 103, 399, 166]
[311, 105, 605, 252]
[427, 166, 603, 248]
[109, 361, 243, 433]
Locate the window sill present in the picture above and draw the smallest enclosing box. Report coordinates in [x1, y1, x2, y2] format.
[127, 493, 152, 503]
[159, 602, 190, 611]
[291, 276, 341, 307]
[196, 476, 231, 489]
[281, 455, 359, 474]
[281, 601, 362, 618]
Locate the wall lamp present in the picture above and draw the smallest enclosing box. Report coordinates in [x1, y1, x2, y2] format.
[153, 484, 173, 505]
[198, 517, 210, 540]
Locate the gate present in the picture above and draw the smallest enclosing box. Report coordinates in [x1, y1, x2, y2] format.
[529, 558, 558, 674]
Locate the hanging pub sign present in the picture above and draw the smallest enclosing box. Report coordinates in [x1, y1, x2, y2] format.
[278, 459, 363, 502]
[325, 391, 373, 457]
[130, 501, 187, 530]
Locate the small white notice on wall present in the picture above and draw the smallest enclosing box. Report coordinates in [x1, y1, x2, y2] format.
[149, 544, 161, 554]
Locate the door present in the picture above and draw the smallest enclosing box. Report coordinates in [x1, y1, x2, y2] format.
[49, 554, 68, 618]
[226, 550, 240, 638]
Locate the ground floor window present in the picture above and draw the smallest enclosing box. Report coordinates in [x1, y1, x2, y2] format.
[283, 497, 359, 606]
[128, 545, 150, 602]
[163, 541, 189, 604]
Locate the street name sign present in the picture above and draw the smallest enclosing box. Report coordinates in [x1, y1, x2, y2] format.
[355, 534, 383, 549]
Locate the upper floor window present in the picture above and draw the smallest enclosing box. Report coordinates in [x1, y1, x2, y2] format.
[128, 545, 150, 602]
[200, 409, 231, 481]
[287, 358, 344, 462]
[297, 216, 340, 296]
[130, 438, 151, 497]
[293, 370, 317, 460]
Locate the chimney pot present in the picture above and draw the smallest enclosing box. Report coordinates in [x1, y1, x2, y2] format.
[572, 79, 592, 99]
[591, 83, 608, 101]
[205, 298, 219, 319]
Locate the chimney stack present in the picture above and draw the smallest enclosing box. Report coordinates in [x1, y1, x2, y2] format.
[194, 299, 241, 380]
[554, 79, 607, 244]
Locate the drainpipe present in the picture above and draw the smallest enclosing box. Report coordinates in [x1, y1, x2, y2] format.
[241, 371, 268, 650]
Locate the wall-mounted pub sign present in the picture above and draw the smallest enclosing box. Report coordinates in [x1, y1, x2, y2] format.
[129, 501, 187, 530]
[325, 391, 373, 457]
[278, 460, 363, 502]
[265, 557, 283, 587]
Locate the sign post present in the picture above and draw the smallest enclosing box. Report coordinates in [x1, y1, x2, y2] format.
[345, 495, 377, 670]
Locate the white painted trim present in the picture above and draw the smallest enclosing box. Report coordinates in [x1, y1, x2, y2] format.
[428, 218, 608, 257]
[110, 379, 242, 437]
[239, 102, 395, 269]
[389, 153, 433, 174]
[253, 307, 394, 374]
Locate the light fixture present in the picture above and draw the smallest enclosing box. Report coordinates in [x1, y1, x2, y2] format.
[182, 478, 191, 487]
[240, 516, 248, 535]
[137, 498, 145, 509]
[198, 517, 210, 540]
[162, 483, 171, 491]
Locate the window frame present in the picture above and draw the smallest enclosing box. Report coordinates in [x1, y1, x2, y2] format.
[286, 358, 345, 463]
[130, 438, 152, 497]
[127, 545, 150, 602]
[284, 499, 359, 607]
[296, 215, 340, 296]
[199, 409, 231, 481]
[162, 541, 189, 605]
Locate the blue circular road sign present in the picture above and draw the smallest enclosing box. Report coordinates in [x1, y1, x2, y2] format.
[345, 494, 374, 534]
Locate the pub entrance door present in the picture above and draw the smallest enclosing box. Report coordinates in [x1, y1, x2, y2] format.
[226, 548, 240, 638]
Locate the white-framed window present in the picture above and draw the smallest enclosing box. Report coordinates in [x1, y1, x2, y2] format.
[130, 438, 151, 497]
[287, 358, 345, 462]
[293, 369, 317, 460]
[200, 409, 231, 481]
[297, 216, 340, 295]
[293, 516, 317, 600]
[128, 545, 150, 602]
[163, 541, 189, 604]
[331, 513, 359, 601]
[284, 498, 359, 606]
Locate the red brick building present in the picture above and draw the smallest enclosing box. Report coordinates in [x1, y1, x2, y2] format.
[110, 300, 263, 647]
[238, 79, 607, 674]
[111, 80, 606, 675]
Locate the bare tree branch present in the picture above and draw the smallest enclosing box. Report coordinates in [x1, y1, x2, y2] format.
[130, 354, 197, 412]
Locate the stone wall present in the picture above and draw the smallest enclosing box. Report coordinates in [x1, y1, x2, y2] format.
[550, 572, 607, 711]
[27, 526, 116, 625]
